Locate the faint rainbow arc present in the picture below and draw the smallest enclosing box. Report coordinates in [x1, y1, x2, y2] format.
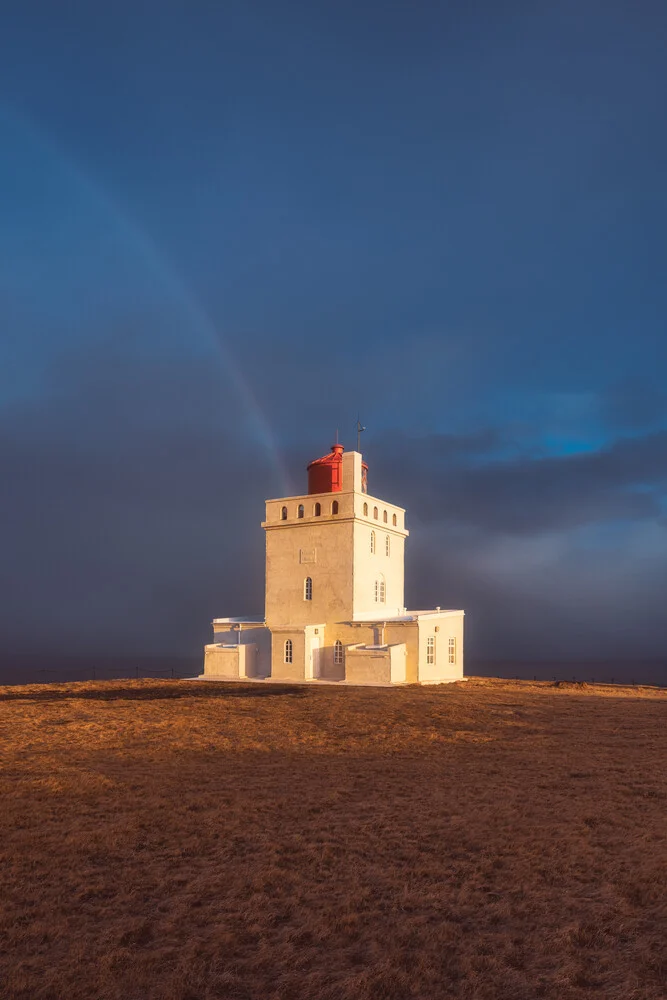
[1, 103, 293, 495]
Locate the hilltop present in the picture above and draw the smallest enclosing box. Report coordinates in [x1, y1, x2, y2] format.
[1, 677, 665, 999]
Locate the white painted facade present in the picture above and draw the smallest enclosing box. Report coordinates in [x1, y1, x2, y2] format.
[202, 446, 464, 685]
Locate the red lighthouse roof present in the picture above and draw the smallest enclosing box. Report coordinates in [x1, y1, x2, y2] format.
[307, 443, 344, 494]
[306, 443, 369, 495]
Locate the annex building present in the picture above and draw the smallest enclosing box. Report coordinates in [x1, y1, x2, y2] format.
[202, 444, 464, 685]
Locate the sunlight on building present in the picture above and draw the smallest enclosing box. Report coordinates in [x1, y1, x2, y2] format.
[201, 444, 464, 685]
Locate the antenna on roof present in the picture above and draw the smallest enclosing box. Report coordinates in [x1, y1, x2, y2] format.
[356, 415, 366, 452]
[335, 428, 339, 445]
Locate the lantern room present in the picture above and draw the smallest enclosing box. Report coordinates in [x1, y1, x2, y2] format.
[306, 444, 368, 494]
[307, 444, 343, 494]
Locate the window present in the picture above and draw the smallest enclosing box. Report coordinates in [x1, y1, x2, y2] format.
[334, 639, 343, 665]
[427, 636, 435, 665]
[370, 530, 376, 554]
[379, 579, 386, 602]
[297, 504, 304, 518]
[304, 577, 313, 601]
[332, 500, 339, 514]
[385, 535, 390, 556]
[281, 506, 288, 520]
[314, 502, 321, 516]
[383, 510, 388, 523]
[284, 639, 293, 664]
[392, 513, 397, 526]
[363, 502, 368, 516]
[374, 577, 386, 603]
[373, 506, 378, 519]
[448, 637, 457, 664]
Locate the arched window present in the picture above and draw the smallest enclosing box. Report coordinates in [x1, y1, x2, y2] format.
[370, 530, 376, 554]
[281, 506, 288, 520]
[332, 500, 339, 515]
[333, 639, 343, 665]
[284, 639, 293, 664]
[304, 577, 313, 601]
[298, 504, 304, 519]
[363, 502, 368, 516]
[385, 535, 390, 556]
[314, 502, 321, 516]
[373, 506, 378, 520]
[392, 513, 397, 526]
[374, 576, 386, 603]
[383, 510, 388, 523]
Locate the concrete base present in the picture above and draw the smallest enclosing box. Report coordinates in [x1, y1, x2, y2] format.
[193, 673, 466, 689]
[194, 673, 397, 688]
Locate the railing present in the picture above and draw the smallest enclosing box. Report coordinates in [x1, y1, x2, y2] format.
[35, 665, 189, 681]
[0, 657, 201, 687]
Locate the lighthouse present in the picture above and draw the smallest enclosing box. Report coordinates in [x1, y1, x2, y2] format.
[202, 444, 464, 685]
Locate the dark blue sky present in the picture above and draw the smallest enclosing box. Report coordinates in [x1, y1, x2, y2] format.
[1, 1, 666, 665]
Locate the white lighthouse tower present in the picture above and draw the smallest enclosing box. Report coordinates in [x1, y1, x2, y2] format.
[202, 444, 464, 685]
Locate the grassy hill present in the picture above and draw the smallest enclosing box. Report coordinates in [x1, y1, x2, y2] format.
[1, 677, 665, 999]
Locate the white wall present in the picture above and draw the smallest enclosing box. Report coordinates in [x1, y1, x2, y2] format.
[203, 643, 257, 679]
[210, 627, 271, 677]
[417, 613, 465, 683]
[352, 518, 406, 619]
[345, 642, 407, 685]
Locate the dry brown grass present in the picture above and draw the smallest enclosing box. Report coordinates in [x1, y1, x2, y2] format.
[1, 676, 666, 1000]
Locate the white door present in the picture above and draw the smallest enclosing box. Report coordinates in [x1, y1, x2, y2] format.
[308, 636, 321, 679]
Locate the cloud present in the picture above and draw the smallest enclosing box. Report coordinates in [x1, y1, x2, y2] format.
[0, 355, 665, 665]
[369, 427, 667, 534]
[0, 341, 278, 656]
[367, 424, 667, 659]
[600, 378, 667, 433]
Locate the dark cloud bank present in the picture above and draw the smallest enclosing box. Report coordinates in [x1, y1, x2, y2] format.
[1, 345, 665, 684]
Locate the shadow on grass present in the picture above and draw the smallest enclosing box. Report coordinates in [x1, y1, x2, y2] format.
[0, 683, 308, 703]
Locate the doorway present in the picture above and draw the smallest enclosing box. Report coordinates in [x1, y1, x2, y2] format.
[308, 635, 321, 679]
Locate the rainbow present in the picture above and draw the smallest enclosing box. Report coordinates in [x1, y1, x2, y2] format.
[0, 103, 293, 495]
